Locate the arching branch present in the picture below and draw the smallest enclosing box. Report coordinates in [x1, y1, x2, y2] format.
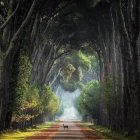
[0, 0, 21, 31]
[5, 0, 38, 59]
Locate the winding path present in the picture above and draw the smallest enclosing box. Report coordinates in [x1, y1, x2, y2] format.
[27, 121, 101, 140]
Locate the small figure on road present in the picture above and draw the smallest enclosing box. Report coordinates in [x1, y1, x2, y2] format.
[63, 124, 68, 131]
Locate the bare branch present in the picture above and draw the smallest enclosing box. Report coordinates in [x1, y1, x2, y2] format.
[54, 49, 72, 60]
[50, 0, 73, 19]
[0, 0, 21, 31]
[5, 0, 38, 58]
[43, 0, 73, 34]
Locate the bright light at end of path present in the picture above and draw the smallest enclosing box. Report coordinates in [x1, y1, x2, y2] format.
[55, 86, 82, 121]
[58, 106, 82, 121]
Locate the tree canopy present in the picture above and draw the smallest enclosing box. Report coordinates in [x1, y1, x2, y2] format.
[0, 0, 140, 138]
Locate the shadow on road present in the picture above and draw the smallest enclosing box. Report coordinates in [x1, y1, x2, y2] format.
[26, 121, 105, 140]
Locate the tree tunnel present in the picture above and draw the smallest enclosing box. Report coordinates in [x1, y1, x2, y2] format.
[0, 0, 140, 137]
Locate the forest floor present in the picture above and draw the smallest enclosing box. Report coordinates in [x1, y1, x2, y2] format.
[0, 121, 134, 140]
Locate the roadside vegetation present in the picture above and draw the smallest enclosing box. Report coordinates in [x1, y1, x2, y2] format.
[82, 123, 137, 140]
[0, 123, 52, 140]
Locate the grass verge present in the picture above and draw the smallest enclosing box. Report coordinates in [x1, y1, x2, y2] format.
[0, 122, 53, 140]
[82, 122, 136, 140]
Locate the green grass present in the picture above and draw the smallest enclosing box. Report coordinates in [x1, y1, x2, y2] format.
[82, 122, 136, 140]
[0, 122, 53, 140]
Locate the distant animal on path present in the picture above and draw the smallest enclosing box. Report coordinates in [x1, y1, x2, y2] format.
[63, 124, 68, 130]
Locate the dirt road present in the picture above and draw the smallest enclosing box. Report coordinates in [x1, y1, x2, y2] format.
[27, 121, 101, 140]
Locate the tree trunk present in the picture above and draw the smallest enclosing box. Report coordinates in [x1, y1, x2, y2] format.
[0, 58, 4, 130]
[0, 57, 11, 130]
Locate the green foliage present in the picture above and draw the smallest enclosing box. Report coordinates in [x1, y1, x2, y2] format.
[61, 80, 77, 92]
[40, 85, 60, 115]
[77, 50, 91, 70]
[89, 55, 97, 70]
[83, 123, 133, 140]
[61, 80, 84, 92]
[0, 123, 53, 139]
[71, 67, 83, 81]
[13, 84, 60, 123]
[56, 104, 64, 116]
[25, 84, 40, 101]
[11, 53, 60, 123]
[75, 80, 100, 119]
[47, 93, 60, 115]
[60, 50, 96, 91]
[40, 85, 53, 108]
[76, 81, 84, 90]
[13, 52, 32, 112]
[22, 84, 41, 116]
[61, 63, 76, 81]
[60, 50, 92, 82]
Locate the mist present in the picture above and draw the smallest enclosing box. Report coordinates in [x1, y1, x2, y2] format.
[55, 86, 81, 121]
